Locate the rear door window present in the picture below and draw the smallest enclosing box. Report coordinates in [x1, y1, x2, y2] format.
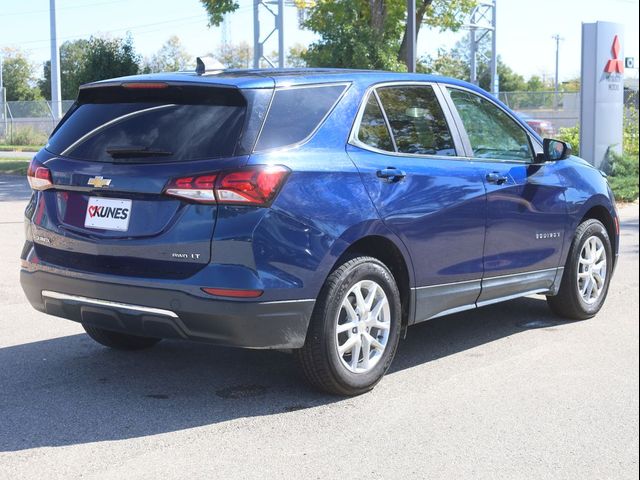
[254, 84, 347, 151]
[46, 86, 248, 162]
[376, 85, 456, 156]
[357, 94, 395, 152]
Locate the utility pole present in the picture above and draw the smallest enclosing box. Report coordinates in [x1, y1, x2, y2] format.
[0, 52, 5, 139]
[253, 0, 285, 68]
[466, 1, 498, 94]
[50, 0, 62, 120]
[406, 0, 416, 73]
[552, 34, 563, 109]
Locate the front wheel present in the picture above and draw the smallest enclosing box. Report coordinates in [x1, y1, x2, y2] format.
[547, 219, 613, 320]
[295, 256, 402, 396]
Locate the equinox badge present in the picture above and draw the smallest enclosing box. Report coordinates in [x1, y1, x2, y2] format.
[87, 176, 112, 188]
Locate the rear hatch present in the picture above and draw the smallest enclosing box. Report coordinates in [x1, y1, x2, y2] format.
[29, 81, 271, 279]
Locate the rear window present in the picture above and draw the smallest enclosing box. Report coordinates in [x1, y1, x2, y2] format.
[46, 86, 249, 162]
[254, 84, 347, 151]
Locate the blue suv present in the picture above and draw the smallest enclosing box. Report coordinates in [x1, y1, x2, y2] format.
[20, 68, 619, 395]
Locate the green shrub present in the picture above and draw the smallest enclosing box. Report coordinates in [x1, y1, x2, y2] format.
[624, 104, 638, 157]
[608, 151, 639, 202]
[556, 125, 580, 156]
[9, 126, 48, 147]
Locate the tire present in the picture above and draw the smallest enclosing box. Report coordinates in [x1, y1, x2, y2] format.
[295, 256, 402, 396]
[82, 324, 161, 350]
[547, 219, 613, 320]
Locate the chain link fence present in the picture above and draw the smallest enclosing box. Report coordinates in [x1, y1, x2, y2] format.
[0, 91, 74, 145]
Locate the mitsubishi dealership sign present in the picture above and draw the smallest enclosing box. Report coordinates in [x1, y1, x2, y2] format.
[580, 22, 624, 169]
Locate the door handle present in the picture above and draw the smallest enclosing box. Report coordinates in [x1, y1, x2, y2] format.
[486, 172, 508, 185]
[376, 167, 407, 182]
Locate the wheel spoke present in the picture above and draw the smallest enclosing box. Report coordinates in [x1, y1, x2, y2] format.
[580, 276, 591, 295]
[368, 334, 385, 352]
[364, 283, 378, 311]
[342, 299, 358, 322]
[372, 320, 390, 331]
[593, 260, 606, 272]
[370, 296, 388, 321]
[337, 321, 356, 334]
[339, 335, 359, 355]
[585, 278, 595, 300]
[360, 334, 371, 370]
[592, 272, 604, 288]
[353, 287, 366, 315]
[350, 339, 361, 369]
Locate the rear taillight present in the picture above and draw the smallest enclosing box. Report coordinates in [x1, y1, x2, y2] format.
[165, 165, 290, 207]
[27, 159, 54, 191]
[165, 174, 218, 203]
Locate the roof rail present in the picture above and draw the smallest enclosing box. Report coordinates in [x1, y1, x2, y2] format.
[195, 56, 225, 75]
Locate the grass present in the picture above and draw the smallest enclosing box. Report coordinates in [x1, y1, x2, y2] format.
[0, 145, 43, 152]
[0, 158, 29, 175]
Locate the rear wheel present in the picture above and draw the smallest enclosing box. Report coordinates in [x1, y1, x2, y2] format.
[547, 219, 613, 320]
[295, 256, 402, 396]
[82, 324, 161, 350]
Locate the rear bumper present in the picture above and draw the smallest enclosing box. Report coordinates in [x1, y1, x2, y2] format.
[20, 269, 314, 349]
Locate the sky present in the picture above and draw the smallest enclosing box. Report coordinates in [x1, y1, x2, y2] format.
[0, 0, 638, 86]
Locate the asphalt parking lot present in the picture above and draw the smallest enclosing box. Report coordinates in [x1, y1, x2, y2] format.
[0, 177, 638, 479]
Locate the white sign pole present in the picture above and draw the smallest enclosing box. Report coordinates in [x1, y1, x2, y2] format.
[580, 21, 625, 170]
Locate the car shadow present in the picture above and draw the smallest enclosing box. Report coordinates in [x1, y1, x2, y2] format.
[0, 296, 571, 452]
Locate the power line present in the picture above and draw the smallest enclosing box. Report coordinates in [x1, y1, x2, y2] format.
[0, 0, 129, 18]
[4, 14, 211, 48]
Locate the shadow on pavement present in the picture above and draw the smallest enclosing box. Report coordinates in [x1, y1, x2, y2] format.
[0, 295, 570, 452]
[0, 175, 31, 202]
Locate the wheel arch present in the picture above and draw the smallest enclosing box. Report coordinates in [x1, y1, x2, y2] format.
[331, 234, 414, 330]
[579, 203, 618, 263]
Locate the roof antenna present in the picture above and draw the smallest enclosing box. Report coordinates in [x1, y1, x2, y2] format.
[195, 56, 225, 75]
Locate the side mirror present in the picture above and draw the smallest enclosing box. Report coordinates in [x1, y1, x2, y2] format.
[539, 138, 572, 163]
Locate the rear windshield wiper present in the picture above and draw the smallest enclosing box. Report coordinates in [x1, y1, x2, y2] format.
[106, 146, 173, 159]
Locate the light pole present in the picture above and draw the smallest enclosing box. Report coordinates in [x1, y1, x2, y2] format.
[406, 0, 416, 73]
[552, 34, 563, 110]
[50, 0, 62, 120]
[0, 52, 6, 140]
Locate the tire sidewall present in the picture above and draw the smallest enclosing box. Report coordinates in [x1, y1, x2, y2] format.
[321, 260, 401, 392]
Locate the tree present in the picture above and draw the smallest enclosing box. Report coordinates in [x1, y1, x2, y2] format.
[419, 47, 469, 79]
[421, 37, 529, 93]
[215, 42, 253, 69]
[39, 39, 90, 100]
[39, 36, 140, 100]
[398, 0, 476, 64]
[144, 36, 193, 73]
[287, 43, 308, 68]
[1, 48, 42, 101]
[76, 35, 141, 85]
[301, 0, 476, 70]
[199, 0, 240, 26]
[302, 1, 406, 70]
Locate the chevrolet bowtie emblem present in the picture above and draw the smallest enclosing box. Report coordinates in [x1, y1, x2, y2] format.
[87, 176, 112, 188]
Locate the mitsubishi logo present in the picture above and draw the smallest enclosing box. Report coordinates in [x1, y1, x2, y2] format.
[87, 176, 112, 188]
[604, 35, 624, 74]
